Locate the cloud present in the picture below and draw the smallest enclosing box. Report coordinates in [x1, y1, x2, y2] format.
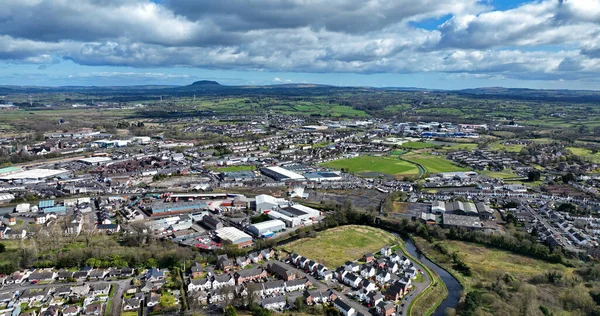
[0, 0, 599, 83]
[273, 77, 292, 83]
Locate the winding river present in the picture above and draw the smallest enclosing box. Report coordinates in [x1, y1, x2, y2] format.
[400, 235, 463, 316]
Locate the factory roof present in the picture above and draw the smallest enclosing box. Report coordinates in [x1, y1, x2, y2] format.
[0, 168, 69, 180]
[263, 166, 305, 180]
[78, 157, 112, 164]
[249, 219, 286, 230]
[216, 227, 252, 243]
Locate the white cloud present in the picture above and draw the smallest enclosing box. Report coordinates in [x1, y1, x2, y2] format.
[0, 0, 599, 82]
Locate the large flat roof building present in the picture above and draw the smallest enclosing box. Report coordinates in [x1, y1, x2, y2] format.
[442, 214, 482, 230]
[248, 220, 286, 237]
[215, 227, 253, 247]
[260, 166, 305, 182]
[0, 168, 69, 181]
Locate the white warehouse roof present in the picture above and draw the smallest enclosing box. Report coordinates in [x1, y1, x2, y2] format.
[264, 166, 305, 180]
[249, 219, 286, 231]
[216, 227, 252, 243]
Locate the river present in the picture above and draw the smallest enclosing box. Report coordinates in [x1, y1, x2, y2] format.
[401, 235, 463, 316]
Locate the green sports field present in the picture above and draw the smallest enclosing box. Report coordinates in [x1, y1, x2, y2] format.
[403, 152, 468, 174]
[320, 156, 420, 178]
[401, 141, 436, 149]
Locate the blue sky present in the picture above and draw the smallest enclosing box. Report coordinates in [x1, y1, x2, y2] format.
[1, 0, 599, 90]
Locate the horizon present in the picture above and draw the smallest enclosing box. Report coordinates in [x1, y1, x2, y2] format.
[1, 0, 600, 89]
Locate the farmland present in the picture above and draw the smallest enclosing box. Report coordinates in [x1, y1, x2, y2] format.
[281, 225, 396, 267]
[401, 141, 436, 149]
[320, 156, 420, 178]
[402, 152, 468, 174]
[568, 147, 600, 163]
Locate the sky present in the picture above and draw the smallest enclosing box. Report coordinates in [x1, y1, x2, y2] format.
[1, 0, 600, 89]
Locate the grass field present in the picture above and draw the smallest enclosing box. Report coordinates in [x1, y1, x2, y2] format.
[321, 156, 420, 178]
[413, 238, 574, 291]
[401, 141, 436, 149]
[568, 147, 600, 163]
[402, 152, 468, 174]
[479, 170, 518, 179]
[281, 225, 396, 267]
[489, 141, 525, 153]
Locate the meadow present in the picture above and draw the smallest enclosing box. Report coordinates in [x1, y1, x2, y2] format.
[321, 156, 420, 178]
[402, 152, 468, 174]
[281, 225, 396, 267]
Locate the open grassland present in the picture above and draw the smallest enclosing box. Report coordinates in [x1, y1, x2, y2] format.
[321, 156, 420, 178]
[568, 147, 600, 163]
[402, 152, 468, 174]
[413, 237, 585, 316]
[401, 141, 436, 149]
[281, 225, 396, 267]
[479, 170, 519, 179]
[489, 141, 526, 153]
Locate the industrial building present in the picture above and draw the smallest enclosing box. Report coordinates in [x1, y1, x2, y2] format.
[260, 166, 305, 182]
[266, 204, 321, 228]
[255, 194, 290, 212]
[215, 227, 253, 248]
[303, 171, 342, 182]
[0, 193, 14, 204]
[146, 202, 208, 216]
[442, 214, 482, 230]
[248, 220, 286, 237]
[0, 168, 70, 181]
[78, 157, 113, 165]
[445, 201, 478, 216]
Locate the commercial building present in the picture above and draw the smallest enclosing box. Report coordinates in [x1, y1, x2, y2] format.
[78, 157, 112, 165]
[255, 194, 289, 212]
[278, 204, 321, 221]
[0, 168, 69, 181]
[304, 171, 342, 182]
[0, 193, 14, 204]
[445, 201, 478, 216]
[146, 202, 208, 216]
[260, 166, 305, 182]
[215, 227, 253, 248]
[248, 220, 286, 237]
[442, 214, 482, 230]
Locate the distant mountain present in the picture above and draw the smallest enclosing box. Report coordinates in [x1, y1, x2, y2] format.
[190, 80, 221, 86]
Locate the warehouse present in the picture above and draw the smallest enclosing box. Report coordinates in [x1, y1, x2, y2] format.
[0, 193, 14, 204]
[278, 204, 321, 220]
[248, 220, 286, 237]
[445, 201, 478, 216]
[0, 168, 69, 181]
[146, 202, 208, 216]
[255, 194, 289, 212]
[303, 171, 342, 182]
[442, 214, 482, 230]
[267, 210, 301, 228]
[78, 157, 112, 165]
[260, 166, 305, 182]
[215, 227, 253, 248]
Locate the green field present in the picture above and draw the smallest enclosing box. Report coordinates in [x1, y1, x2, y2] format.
[281, 225, 396, 267]
[403, 152, 468, 174]
[489, 141, 525, 153]
[568, 147, 600, 163]
[401, 141, 436, 149]
[321, 156, 420, 178]
[479, 170, 518, 179]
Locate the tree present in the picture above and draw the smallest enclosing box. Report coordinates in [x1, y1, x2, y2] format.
[527, 170, 541, 182]
[159, 293, 177, 308]
[224, 306, 238, 316]
[0, 243, 5, 253]
[562, 172, 576, 183]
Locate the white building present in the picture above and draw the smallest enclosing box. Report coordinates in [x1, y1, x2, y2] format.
[248, 220, 286, 237]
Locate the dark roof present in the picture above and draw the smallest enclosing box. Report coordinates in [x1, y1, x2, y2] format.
[333, 298, 353, 312]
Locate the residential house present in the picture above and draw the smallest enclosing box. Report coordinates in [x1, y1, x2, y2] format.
[248, 252, 263, 263]
[405, 267, 417, 279]
[261, 295, 286, 311]
[62, 306, 79, 316]
[216, 255, 234, 271]
[342, 273, 362, 289]
[262, 280, 286, 296]
[376, 271, 391, 284]
[57, 270, 73, 281]
[236, 256, 251, 268]
[147, 293, 161, 307]
[145, 268, 165, 282]
[190, 263, 203, 279]
[123, 293, 144, 311]
[384, 281, 409, 301]
[285, 278, 310, 292]
[380, 247, 392, 257]
[211, 274, 235, 289]
[369, 293, 384, 308]
[88, 269, 108, 281]
[267, 263, 296, 281]
[83, 302, 103, 315]
[387, 262, 399, 274]
[376, 301, 395, 316]
[360, 280, 377, 293]
[91, 284, 110, 296]
[208, 288, 234, 304]
[28, 270, 56, 283]
[261, 248, 275, 260]
[360, 265, 376, 279]
[234, 267, 267, 285]
[316, 264, 329, 279]
[344, 261, 359, 272]
[363, 253, 374, 263]
[41, 305, 59, 316]
[333, 298, 356, 316]
[70, 285, 90, 297]
[54, 286, 71, 297]
[188, 278, 211, 292]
